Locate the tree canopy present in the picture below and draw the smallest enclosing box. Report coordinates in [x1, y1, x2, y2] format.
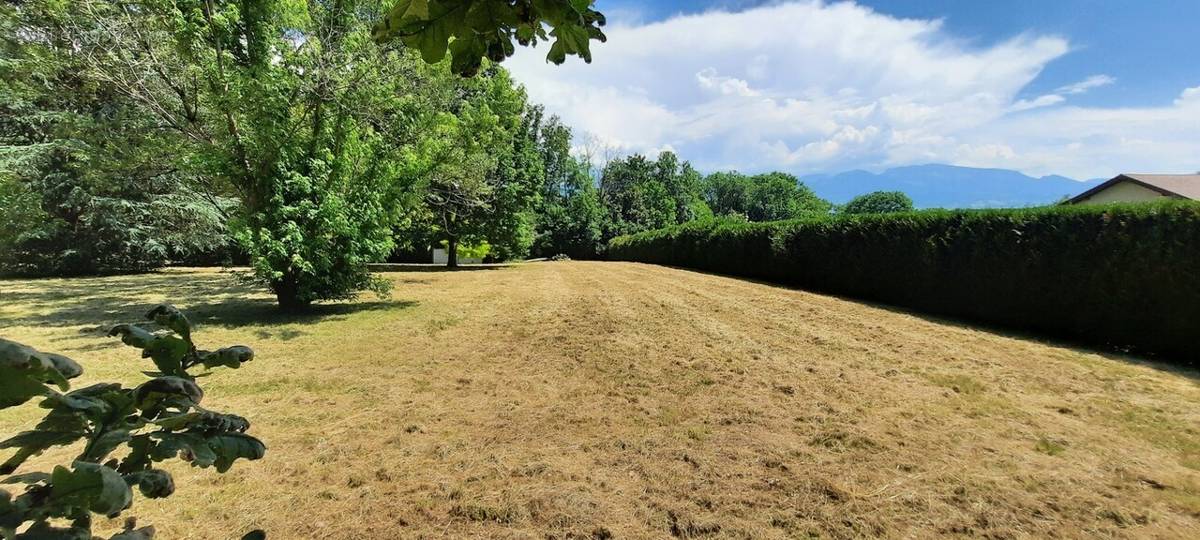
[1, 0, 861, 304]
[702, 171, 831, 222]
[599, 152, 710, 238]
[0, 0, 233, 275]
[842, 191, 915, 215]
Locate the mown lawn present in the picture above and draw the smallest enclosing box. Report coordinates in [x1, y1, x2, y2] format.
[2, 262, 1199, 538]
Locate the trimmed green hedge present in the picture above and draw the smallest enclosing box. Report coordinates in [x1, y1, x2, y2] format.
[609, 202, 1200, 362]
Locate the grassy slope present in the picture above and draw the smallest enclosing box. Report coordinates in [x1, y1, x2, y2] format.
[1, 262, 1198, 539]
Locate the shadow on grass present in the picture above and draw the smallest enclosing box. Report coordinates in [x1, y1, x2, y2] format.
[186, 299, 414, 329]
[644, 263, 1200, 383]
[369, 263, 510, 273]
[0, 270, 418, 338]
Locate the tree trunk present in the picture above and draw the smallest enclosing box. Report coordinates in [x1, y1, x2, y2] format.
[272, 273, 310, 312]
[447, 238, 459, 268]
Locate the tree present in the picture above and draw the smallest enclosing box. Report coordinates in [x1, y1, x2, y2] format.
[70, 0, 456, 308]
[703, 171, 753, 219]
[533, 186, 605, 258]
[702, 171, 831, 222]
[372, 0, 607, 76]
[653, 152, 711, 223]
[600, 155, 669, 236]
[529, 114, 606, 258]
[841, 190, 915, 215]
[747, 172, 830, 221]
[599, 152, 709, 238]
[55, 0, 606, 301]
[0, 1, 231, 276]
[393, 63, 543, 267]
[475, 74, 544, 262]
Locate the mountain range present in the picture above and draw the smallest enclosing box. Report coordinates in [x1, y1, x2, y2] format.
[801, 164, 1105, 209]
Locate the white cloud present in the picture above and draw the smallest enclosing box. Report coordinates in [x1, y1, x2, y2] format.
[505, 1, 1199, 179]
[695, 67, 760, 96]
[1056, 74, 1116, 95]
[1175, 85, 1200, 106]
[1009, 94, 1066, 112]
[962, 85, 1200, 177]
[1007, 74, 1115, 112]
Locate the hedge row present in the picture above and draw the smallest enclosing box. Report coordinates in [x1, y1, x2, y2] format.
[608, 202, 1200, 363]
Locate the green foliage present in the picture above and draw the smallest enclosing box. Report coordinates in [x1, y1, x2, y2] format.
[438, 239, 491, 260]
[73, 0, 440, 306]
[6, 0, 610, 286]
[372, 0, 607, 76]
[702, 171, 831, 221]
[702, 171, 752, 219]
[841, 190, 914, 215]
[0, 305, 264, 539]
[393, 64, 543, 266]
[529, 114, 606, 258]
[609, 202, 1200, 361]
[600, 152, 709, 239]
[0, 1, 232, 277]
[533, 184, 606, 259]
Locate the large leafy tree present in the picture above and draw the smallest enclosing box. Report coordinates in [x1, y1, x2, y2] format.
[746, 172, 830, 221]
[529, 113, 605, 258]
[394, 63, 542, 267]
[599, 152, 710, 238]
[652, 151, 711, 223]
[600, 155, 671, 237]
[703, 171, 753, 218]
[70, 0, 454, 308]
[52, 0, 606, 304]
[702, 171, 831, 222]
[475, 73, 544, 262]
[0, 1, 231, 276]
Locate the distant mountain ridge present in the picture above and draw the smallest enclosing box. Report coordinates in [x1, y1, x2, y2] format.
[802, 164, 1105, 209]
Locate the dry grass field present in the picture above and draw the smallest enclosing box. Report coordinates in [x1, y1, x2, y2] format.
[2, 261, 1199, 539]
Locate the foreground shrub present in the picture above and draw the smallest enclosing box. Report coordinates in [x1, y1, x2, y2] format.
[609, 203, 1200, 361]
[0, 305, 265, 539]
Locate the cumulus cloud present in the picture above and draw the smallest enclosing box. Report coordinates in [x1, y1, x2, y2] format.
[696, 68, 761, 97]
[505, 1, 1199, 179]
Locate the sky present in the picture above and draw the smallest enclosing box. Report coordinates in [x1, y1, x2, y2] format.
[504, 0, 1200, 180]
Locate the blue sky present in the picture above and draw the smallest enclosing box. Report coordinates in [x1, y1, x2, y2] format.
[607, 0, 1200, 108]
[505, 1, 1200, 179]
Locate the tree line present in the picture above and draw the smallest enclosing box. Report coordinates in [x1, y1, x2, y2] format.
[0, 0, 911, 310]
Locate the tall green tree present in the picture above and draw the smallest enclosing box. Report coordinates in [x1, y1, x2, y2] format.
[57, 0, 606, 299]
[72, 0, 454, 307]
[600, 154, 671, 237]
[703, 171, 753, 219]
[529, 113, 605, 258]
[746, 172, 830, 221]
[702, 171, 831, 222]
[653, 151, 711, 223]
[477, 73, 544, 262]
[599, 151, 710, 238]
[393, 63, 542, 267]
[0, 1, 231, 276]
